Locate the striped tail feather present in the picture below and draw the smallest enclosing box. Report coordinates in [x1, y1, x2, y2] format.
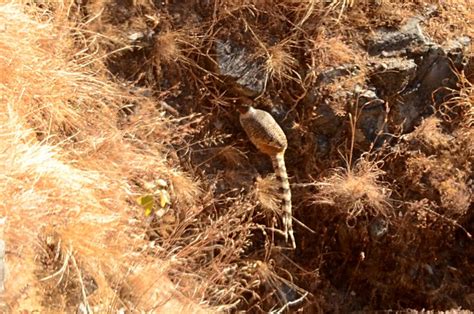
[271, 152, 295, 248]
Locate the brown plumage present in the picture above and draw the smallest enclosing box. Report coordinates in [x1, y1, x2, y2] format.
[239, 105, 295, 249]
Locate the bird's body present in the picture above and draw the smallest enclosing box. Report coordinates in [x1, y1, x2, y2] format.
[239, 106, 295, 248]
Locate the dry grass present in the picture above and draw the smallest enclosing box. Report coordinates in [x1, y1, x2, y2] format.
[254, 175, 281, 215]
[315, 157, 392, 218]
[424, 0, 474, 42]
[2, 0, 473, 312]
[0, 3, 206, 312]
[263, 40, 298, 84]
[408, 116, 451, 149]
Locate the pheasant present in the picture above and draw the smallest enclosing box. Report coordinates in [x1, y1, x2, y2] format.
[239, 105, 295, 248]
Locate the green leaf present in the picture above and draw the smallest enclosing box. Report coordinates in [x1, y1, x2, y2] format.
[137, 195, 154, 216]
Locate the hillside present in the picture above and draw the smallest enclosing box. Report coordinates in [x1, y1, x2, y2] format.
[0, 1, 472, 312]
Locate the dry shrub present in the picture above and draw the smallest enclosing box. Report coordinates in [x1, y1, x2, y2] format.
[309, 36, 357, 73]
[161, 196, 257, 311]
[425, 0, 474, 42]
[315, 157, 392, 218]
[406, 153, 471, 219]
[408, 116, 451, 150]
[242, 260, 309, 312]
[254, 175, 281, 215]
[0, 3, 205, 312]
[263, 40, 298, 83]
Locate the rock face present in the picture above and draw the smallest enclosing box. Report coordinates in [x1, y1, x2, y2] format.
[365, 14, 471, 133]
[214, 40, 266, 97]
[370, 58, 417, 97]
[311, 9, 471, 148]
[367, 16, 431, 56]
[213, 7, 470, 151]
[355, 88, 387, 147]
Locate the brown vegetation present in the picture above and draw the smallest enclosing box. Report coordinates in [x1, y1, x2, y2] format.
[1, 0, 472, 312]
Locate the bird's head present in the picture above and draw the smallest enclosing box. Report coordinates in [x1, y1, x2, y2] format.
[237, 104, 251, 114]
[236, 97, 253, 114]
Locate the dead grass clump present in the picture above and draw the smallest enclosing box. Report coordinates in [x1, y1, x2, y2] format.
[308, 36, 358, 74]
[424, 0, 474, 43]
[254, 175, 281, 215]
[263, 41, 298, 84]
[154, 31, 186, 64]
[405, 153, 471, 219]
[402, 76, 473, 219]
[217, 145, 248, 168]
[152, 28, 206, 81]
[119, 262, 208, 313]
[0, 4, 120, 142]
[0, 121, 128, 310]
[0, 2, 208, 312]
[342, 1, 416, 29]
[315, 157, 392, 218]
[440, 72, 474, 130]
[407, 116, 451, 150]
[168, 170, 203, 207]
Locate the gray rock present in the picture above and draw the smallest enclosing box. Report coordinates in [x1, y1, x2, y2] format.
[416, 47, 454, 98]
[214, 40, 266, 96]
[371, 58, 417, 96]
[315, 134, 330, 156]
[369, 217, 389, 240]
[369, 34, 470, 132]
[367, 16, 432, 56]
[312, 102, 345, 139]
[317, 64, 360, 85]
[443, 36, 471, 53]
[356, 88, 387, 146]
[393, 89, 424, 131]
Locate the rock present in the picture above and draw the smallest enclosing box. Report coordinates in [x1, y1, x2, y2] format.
[370, 58, 417, 96]
[397, 41, 467, 131]
[369, 29, 470, 132]
[443, 36, 471, 54]
[315, 134, 330, 156]
[367, 15, 432, 56]
[214, 40, 266, 96]
[317, 64, 360, 85]
[369, 217, 388, 240]
[313, 102, 345, 137]
[355, 88, 387, 146]
[392, 89, 424, 131]
[415, 47, 455, 98]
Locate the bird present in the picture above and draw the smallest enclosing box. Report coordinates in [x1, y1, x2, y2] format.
[238, 104, 295, 249]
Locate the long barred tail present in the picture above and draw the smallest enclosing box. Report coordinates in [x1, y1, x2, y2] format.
[271, 152, 295, 249]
